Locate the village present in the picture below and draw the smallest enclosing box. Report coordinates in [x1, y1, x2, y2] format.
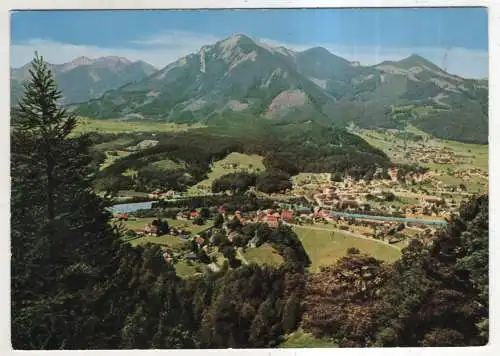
[115, 197, 441, 276]
[109, 130, 489, 278]
[114, 165, 461, 275]
[352, 127, 488, 190]
[291, 167, 468, 220]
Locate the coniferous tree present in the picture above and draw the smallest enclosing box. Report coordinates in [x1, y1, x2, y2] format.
[11, 53, 120, 349]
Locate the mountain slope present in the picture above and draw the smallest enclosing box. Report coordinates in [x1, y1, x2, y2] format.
[295, 46, 378, 98]
[69, 34, 487, 143]
[11, 56, 157, 105]
[76, 34, 337, 122]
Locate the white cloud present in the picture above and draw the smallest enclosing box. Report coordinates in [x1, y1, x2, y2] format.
[10, 32, 488, 79]
[10, 32, 220, 70]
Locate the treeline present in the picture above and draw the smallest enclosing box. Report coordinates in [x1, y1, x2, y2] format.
[153, 193, 276, 213]
[413, 101, 488, 144]
[212, 172, 257, 194]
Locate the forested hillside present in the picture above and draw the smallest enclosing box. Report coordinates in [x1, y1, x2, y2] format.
[90, 118, 393, 195]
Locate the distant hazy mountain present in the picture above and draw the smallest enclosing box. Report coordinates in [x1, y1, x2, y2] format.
[51, 34, 489, 143]
[11, 56, 157, 105]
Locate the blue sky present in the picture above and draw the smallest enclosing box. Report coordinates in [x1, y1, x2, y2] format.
[10, 8, 488, 78]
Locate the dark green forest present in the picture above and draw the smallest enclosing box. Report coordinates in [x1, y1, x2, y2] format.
[91, 116, 395, 194]
[11, 55, 488, 349]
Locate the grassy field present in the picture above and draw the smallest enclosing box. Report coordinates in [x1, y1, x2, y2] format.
[74, 117, 206, 134]
[186, 152, 265, 195]
[120, 218, 210, 234]
[280, 329, 338, 348]
[242, 243, 284, 267]
[151, 159, 185, 171]
[292, 173, 331, 185]
[293, 226, 401, 272]
[122, 168, 138, 177]
[392, 239, 410, 249]
[174, 261, 205, 279]
[93, 137, 136, 151]
[127, 234, 187, 248]
[100, 150, 131, 170]
[116, 190, 150, 198]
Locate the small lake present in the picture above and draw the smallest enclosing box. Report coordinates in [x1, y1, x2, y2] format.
[108, 201, 157, 214]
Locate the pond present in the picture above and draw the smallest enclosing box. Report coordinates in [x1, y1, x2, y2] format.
[108, 201, 157, 214]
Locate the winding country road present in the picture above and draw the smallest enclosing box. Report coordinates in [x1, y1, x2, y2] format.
[236, 248, 250, 265]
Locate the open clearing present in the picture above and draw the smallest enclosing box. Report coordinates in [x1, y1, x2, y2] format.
[280, 329, 338, 348]
[151, 159, 185, 171]
[127, 234, 187, 248]
[174, 261, 204, 279]
[74, 117, 206, 134]
[94, 137, 136, 151]
[242, 243, 284, 267]
[186, 152, 265, 195]
[100, 150, 131, 170]
[293, 226, 401, 272]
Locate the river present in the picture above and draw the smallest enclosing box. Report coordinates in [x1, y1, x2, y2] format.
[108, 201, 157, 214]
[328, 210, 447, 226]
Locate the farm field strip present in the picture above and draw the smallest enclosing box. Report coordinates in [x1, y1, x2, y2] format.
[75, 117, 206, 134]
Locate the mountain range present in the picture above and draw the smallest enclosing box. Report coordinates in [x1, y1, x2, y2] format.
[11, 56, 157, 105]
[11, 34, 488, 143]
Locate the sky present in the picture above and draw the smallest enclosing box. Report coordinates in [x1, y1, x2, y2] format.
[10, 8, 488, 78]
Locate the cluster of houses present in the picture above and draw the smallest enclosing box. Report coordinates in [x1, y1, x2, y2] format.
[386, 167, 437, 183]
[161, 247, 174, 264]
[219, 204, 434, 244]
[176, 210, 201, 220]
[141, 199, 441, 269]
[132, 222, 192, 237]
[292, 168, 462, 221]
[388, 141, 462, 166]
[452, 168, 488, 181]
[148, 190, 178, 199]
[161, 246, 198, 264]
[113, 213, 131, 221]
[219, 207, 298, 228]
